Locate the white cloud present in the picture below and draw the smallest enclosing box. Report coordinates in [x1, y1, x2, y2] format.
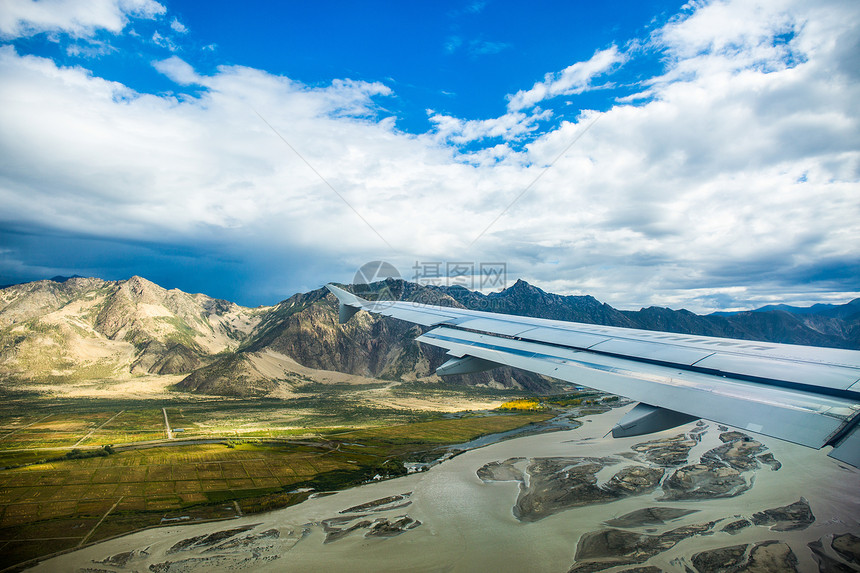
[444, 35, 462, 54]
[465, 1, 486, 15]
[65, 38, 116, 58]
[427, 107, 551, 145]
[507, 46, 626, 111]
[169, 17, 187, 34]
[153, 55, 201, 85]
[151, 30, 177, 51]
[0, 47, 450, 257]
[658, 0, 797, 63]
[0, 0, 858, 311]
[468, 39, 509, 56]
[0, 0, 165, 39]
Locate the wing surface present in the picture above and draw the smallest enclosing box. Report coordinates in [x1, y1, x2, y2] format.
[326, 284, 860, 467]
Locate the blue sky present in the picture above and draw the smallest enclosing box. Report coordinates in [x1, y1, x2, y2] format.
[0, 0, 858, 312]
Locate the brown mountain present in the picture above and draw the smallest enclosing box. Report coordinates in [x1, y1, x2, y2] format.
[178, 283, 553, 396]
[2, 276, 857, 397]
[0, 276, 263, 381]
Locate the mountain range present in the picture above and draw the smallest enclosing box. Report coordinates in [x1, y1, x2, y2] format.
[1, 276, 858, 397]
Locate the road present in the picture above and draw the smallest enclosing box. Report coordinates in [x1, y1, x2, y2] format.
[162, 407, 173, 439]
[74, 410, 124, 447]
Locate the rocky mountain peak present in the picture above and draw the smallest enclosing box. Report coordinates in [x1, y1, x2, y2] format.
[118, 275, 164, 303]
[506, 278, 541, 294]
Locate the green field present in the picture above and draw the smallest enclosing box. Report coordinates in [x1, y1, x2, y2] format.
[0, 390, 559, 570]
[0, 409, 169, 452]
[0, 400, 432, 455]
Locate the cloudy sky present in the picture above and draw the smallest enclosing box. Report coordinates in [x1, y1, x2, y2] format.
[0, 0, 858, 312]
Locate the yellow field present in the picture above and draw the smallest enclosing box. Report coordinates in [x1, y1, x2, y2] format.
[496, 398, 544, 411]
[335, 411, 553, 444]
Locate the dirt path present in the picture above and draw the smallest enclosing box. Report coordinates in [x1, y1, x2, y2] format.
[79, 496, 124, 547]
[0, 414, 52, 441]
[73, 410, 124, 447]
[162, 407, 173, 439]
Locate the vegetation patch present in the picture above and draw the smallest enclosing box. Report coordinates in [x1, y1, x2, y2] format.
[497, 398, 544, 411]
[334, 411, 554, 446]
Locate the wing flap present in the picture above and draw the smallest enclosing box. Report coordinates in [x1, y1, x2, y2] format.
[451, 317, 537, 337]
[586, 338, 715, 365]
[829, 425, 860, 467]
[611, 403, 699, 438]
[510, 326, 611, 349]
[692, 353, 860, 391]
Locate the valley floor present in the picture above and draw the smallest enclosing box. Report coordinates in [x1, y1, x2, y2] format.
[0, 382, 569, 570]
[27, 404, 860, 573]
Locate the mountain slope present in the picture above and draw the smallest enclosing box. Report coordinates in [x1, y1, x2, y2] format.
[0, 276, 265, 380]
[174, 283, 555, 397]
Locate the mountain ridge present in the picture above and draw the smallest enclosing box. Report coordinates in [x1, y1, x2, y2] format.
[1, 276, 858, 397]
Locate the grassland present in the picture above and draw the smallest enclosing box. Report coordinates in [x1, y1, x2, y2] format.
[0, 385, 561, 570]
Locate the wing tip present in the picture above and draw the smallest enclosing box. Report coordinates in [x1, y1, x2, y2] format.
[326, 283, 367, 323]
[325, 283, 358, 302]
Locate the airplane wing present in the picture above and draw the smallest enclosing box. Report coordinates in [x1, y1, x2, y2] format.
[326, 284, 860, 467]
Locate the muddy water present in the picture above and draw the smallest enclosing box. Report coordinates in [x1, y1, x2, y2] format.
[32, 406, 860, 573]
